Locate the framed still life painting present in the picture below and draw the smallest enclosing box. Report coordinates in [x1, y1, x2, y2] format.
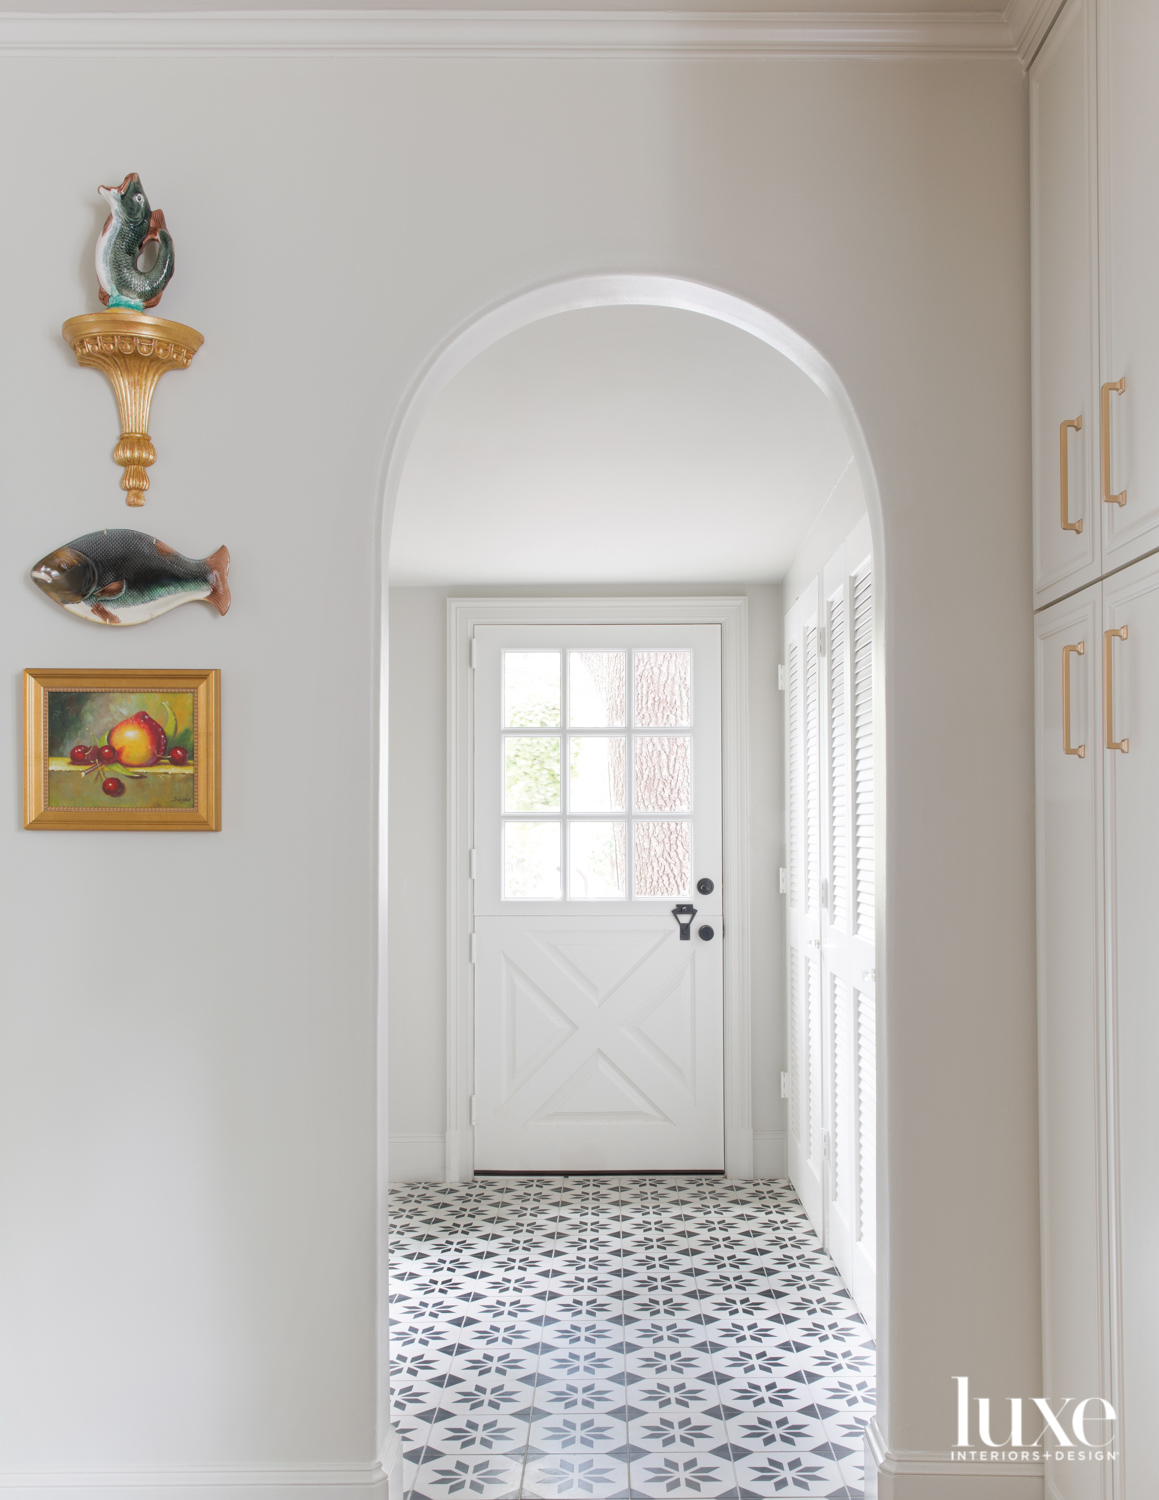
[24, 668, 220, 830]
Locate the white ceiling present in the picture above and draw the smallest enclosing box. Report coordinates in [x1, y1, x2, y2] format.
[389, 305, 855, 586]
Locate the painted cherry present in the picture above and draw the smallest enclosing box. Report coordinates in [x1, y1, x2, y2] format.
[101, 777, 125, 798]
[169, 747, 189, 766]
[69, 745, 90, 765]
[98, 745, 118, 764]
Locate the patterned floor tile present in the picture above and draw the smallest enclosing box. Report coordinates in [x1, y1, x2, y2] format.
[628, 1451, 735, 1497]
[522, 1453, 630, 1498]
[390, 1177, 875, 1500]
[411, 1452, 524, 1498]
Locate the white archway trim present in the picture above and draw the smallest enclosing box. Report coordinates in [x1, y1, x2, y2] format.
[376, 271, 887, 1480]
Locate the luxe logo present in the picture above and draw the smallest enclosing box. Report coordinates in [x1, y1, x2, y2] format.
[952, 1378, 1117, 1462]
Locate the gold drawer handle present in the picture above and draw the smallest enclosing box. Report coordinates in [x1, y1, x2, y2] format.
[1060, 417, 1083, 532]
[1101, 379, 1127, 506]
[1063, 641, 1085, 757]
[1105, 626, 1129, 753]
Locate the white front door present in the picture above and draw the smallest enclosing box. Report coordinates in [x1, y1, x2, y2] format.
[472, 623, 724, 1173]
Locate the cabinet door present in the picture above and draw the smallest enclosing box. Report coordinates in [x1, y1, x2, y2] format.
[1099, 0, 1159, 571]
[1035, 586, 1109, 1500]
[1103, 551, 1159, 1491]
[1031, 0, 1100, 606]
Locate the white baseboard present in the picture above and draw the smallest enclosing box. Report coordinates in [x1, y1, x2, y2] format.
[752, 1128, 787, 1179]
[388, 1133, 445, 1182]
[865, 1418, 1046, 1500]
[0, 1463, 393, 1500]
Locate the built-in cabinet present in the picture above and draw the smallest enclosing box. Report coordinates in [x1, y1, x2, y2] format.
[1032, 0, 1159, 609]
[784, 519, 875, 1333]
[1033, 0, 1159, 1487]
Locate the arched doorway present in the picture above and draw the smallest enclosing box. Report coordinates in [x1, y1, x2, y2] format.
[377, 276, 886, 1497]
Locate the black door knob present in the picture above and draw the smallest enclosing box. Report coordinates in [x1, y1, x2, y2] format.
[698, 925, 715, 941]
[697, 878, 715, 895]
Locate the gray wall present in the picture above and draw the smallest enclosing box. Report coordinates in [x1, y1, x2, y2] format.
[0, 41, 1035, 1491]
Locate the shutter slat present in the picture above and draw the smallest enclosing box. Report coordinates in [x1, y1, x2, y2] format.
[805, 626, 820, 916]
[788, 642, 800, 910]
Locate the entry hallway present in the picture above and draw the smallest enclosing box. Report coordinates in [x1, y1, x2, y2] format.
[389, 1176, 873, 1498]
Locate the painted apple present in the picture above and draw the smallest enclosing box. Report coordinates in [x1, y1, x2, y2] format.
[169, 747, 189, 766]
[102, 777, 125, 797]
[107, 711, 167, 767]
[69, 744, 90, 765]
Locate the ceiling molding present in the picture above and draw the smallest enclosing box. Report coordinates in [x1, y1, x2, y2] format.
[1004, 0, 1063, 66]
[0, 8, 1019, 59]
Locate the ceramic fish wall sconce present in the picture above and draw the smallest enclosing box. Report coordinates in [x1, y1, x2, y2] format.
[96, 173, 174, 310]
[31, 529, 229, 626]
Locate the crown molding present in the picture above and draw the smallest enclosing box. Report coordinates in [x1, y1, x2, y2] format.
[1004, 0, 1064, 67]
[0, 8, 1019, 59]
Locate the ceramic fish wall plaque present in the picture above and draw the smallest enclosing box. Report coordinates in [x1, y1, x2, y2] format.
[31, 530, 229, 626]
[96, 174, 175, 310]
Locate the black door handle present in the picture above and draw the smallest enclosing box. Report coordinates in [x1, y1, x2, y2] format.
[671, 904, 697, 940]
[698, 925, 715, 941]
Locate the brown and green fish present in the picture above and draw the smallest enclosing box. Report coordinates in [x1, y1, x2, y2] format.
[31, 529, 229, 626]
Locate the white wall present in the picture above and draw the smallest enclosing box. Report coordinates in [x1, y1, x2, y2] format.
[0, 38, 1034, 1499]
[783, 456, 868, 610]
[387, 581, 786, 1182]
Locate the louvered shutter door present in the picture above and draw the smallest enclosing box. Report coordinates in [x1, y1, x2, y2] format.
[787, 523, 875, 1335]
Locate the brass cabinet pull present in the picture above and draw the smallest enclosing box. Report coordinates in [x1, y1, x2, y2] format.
[1063, 641, 1085, 757]
[1101, 378, 1127, 506]
[1104, 626, 1129, 753]
[1060, 417, 1083, 532]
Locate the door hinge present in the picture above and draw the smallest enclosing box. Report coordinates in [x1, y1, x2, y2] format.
[778, 664, 786, 691]
[820, 877, 829, 909]
[469, 932, 477, 964]
[780, 1071, 789, 1099]
[779, 867, 787, 895]
[823, 1130, 831, 1161]
[469, 1094, 477, 1126]
[469, 848, 477, 879]
[818, 626, 827, 658]
[469, 636, 477, 669]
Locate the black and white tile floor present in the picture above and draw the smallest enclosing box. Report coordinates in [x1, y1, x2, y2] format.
[389, 1176, 873, 1499]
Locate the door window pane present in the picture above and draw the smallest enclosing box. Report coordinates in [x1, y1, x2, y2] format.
[570, 651, 626, 727]
[634, 821, 691, 898]
[569, 736, 626, 813]
[505, 737, 561, 812]
[569, 821, 626, 899]
[634, 650, 691, 727]
[504, 822, 562, 899]
[634, 736, 691, 812]
[504, 652, 561, 727]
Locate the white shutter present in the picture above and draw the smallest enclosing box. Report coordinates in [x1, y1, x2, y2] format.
[787, 523, 875, 1334]
[828, 593, 849, 932]
[852, 567, 875, 940]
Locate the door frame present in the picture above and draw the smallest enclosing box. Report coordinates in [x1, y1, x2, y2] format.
[446, 595, 751, 1181]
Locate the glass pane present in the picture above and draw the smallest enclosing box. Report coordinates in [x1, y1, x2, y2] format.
[634, 650, 691, 727]
[634, 821, 691, 898]
[504, 822, 562, 899]
[505, 737, 560, 812]
[569, 821, 626, 899]
[569, 736, 626, 813]
[569, 651, 626, 727]
[634, 736, 691, 812]
[504, 652, 561, 727]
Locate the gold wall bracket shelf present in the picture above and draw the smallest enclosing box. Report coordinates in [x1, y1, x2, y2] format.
[62, 310, 204, 506]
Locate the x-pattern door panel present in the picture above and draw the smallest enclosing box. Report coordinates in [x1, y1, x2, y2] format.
[472, 623, 723, 1173]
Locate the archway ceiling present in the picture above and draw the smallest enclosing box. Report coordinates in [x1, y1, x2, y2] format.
[389, 305, 856, 586]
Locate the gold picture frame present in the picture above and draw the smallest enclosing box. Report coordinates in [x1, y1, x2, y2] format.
[24, 668, 220, 831]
